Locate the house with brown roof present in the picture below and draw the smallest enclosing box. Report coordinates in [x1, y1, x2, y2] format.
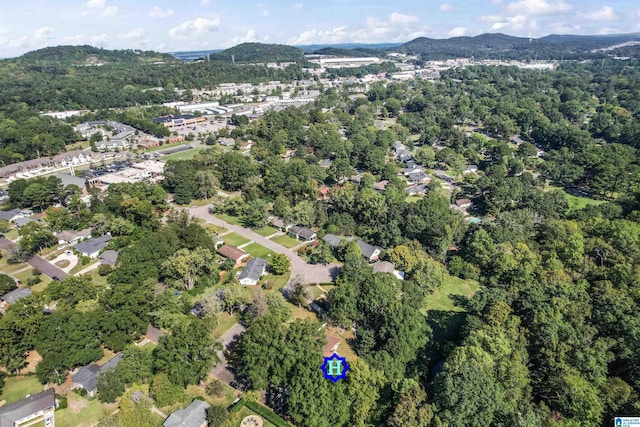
[216, 245, 249, 264]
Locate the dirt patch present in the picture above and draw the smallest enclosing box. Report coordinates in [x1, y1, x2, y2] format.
[68, 392, 89, 413]
[19, 350, 42, 374]
[55, 260, 71, 268]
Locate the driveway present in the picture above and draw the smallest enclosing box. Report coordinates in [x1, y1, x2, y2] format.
[0, 237, 69, 280]
[211, 323, 246, 386]
[189, 206, 339, 284]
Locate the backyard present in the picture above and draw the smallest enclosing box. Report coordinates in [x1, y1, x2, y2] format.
[422, 276, 480, 313]
[269, 234, 299, 249]
[0, 376, 43, 404]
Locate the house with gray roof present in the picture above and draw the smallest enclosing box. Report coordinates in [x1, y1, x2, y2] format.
[408, 171, 431, 184]
[289, 225, 317, 242]
[99, 250, 119, 267]
[357, 240, 382, 263]
[0, 208, 23, 223]
[0, 388, 55, 427]
[72, 353, 123, 397]
[163, 399, 210, 427]
[74, 234, 112, 258]
[13, 217, 37, 228]
[57, 228, 93, 245]
[238, 257, 266, 286]
[322, 234, 342, 248]
[2, 287, 32, 305]
[55, 173, 89, 193]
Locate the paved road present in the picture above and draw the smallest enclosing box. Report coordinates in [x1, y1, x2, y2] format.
[0, 238, 69, 280]
[189, 206, 339, 284]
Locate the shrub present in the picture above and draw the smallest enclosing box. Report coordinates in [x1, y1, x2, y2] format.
[57, 395, 68, 409]
[205, 379, 225, 398]
[27, 274, 42, 286]
[98, 264, 113, 276]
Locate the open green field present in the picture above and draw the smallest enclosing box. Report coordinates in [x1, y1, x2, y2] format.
[243, 243, 275, 259]
[422, 276, 480, 313]
[270, 234, 299, 249]
[216, 213, 241, 225]
[253, 226, 277, 237]
[261, 272, 291, 291]
[0, 376, 44, 404]
[550, 186, 605, 212]
[221, 232, 250, 247]
[162, 148, 202, 161]
[55, 392, 107, 427]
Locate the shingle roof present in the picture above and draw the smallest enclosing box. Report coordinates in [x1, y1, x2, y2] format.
[13, 217, 37, 228]
[0, 388, 55, 427]
[2, 287, 31, 304]
[55, 173, 87, 189]
[72, 353, 123, 394]
[372, 261, 395, 273]
[322, 234, 341, 248]
[74, 234, 112, 256]
[217, 244, 248, 262]
[57, 228, 92, 243]
[0, 208, 21, 222]
[99, 250, 119, 267]
[163, 399, 210, 427]
[357, 240, 382, 260]
[290, 225, 316, 240]
[238, 258, 266, 283]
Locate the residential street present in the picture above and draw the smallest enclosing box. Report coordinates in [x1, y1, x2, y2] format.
[0, 237, 68, 280]
[189, 206, 339, 284]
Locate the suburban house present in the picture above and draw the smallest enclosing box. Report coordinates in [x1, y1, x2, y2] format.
[1, 287, 32, 314]
[142, 324, 166, 346]
[322, 234, 342, 249]
[372, 261, 405, 280]
[99, 250, 119, 267]
[405, 184, 427, 196]
[289, 225, 317, 242]
[55, 173, 89, 194]
[324, 335, 341, 357]
[163, 399, 210, 427]
[268, 216, 291, 232]
[373, 180, 389, 193]
[74, 234, 112, 258]
[0, 388, 55, 427]
[57, 228, 93, 245]
[408, 171, 431, 184]
[13, 217, 37, 228]
[72, 353, 123, 397]
[216, 244, 249, 264]
[238, 257, 267, 286]
[455, 199, 473, 209]
[464, 164, 478, 174]
[357, 240, 382, 263]
[0, 208, 25, 223]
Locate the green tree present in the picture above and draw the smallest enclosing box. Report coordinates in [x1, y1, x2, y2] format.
[150, 372, 185, 407]
[153, 319, 219, 387]
[206, 404, 229, 427]
[97, 367, 126, 403]
[161, 247, 216, 290]
[270, 253, 290, 275]
[18, 222, 57, 254]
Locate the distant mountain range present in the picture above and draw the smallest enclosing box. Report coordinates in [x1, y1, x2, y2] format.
[6, 32, 640, 65]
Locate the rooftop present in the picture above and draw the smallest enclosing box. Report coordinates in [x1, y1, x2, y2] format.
[164, 399, 210, 427]
[238, 258, 266, 283]
[322, 234, 341, 248]
[0, 388, 55, 427]
[74, 234, 112, 256]
[217, 244, 248, 262]
[2, 287, 32, 304]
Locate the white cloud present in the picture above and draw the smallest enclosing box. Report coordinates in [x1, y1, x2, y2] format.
[118, 28, 144, 39]
[34, 27, 54, 40]
[578, 6, 618, 21]
[597, 27, 618, 34]
[229, 29, 270, 45]
[448, 27, 468, 37]
[389, 12, 419, 25]
[150, 6, 174, 18]
[506, 0, 570, 15]
[201, 0, 210, 4]
[102, 6, 118, 16]
[91, 34, 108, 47]
[479, 14, 504, 22]
[287, 13, 427, 45]
[86, 0, 106, 9]
[263, 10, 270, 16]
[439, 3, 454, 12]
[169, 17, 221, 40]
[491, 14, 537, 32]
[292, 2, 304, 10]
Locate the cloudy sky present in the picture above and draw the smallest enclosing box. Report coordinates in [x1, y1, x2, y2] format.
[1, 0, 639, 58]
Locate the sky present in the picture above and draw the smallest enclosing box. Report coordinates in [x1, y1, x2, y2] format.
[1, 0, 639, 58]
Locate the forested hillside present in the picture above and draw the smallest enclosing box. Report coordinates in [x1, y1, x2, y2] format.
[210, 42, 305, 63]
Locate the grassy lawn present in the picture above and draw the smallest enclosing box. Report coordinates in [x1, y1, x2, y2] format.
[270, 234, 299, 249]
[55, 259, 71, 268]
[549, 186, 605, 212]
[262, 272, 291, 292]
[211, 312, 239, 340]
[221, 232, 250, 247]
[55, 392, 106, 427]
[216, 213, 241, 225]
[422, 276, 480, 313]
[243, 243, 275, 259]
[253, 226, 277, 237]
[13, 268, 37, 283]
[203, 223, 227, 235]
[162, 148, 202, 161]
[0, 251, 30, 275]
[234, 407, 277, 427]
[88, 270, 110, 287]
[406, 195, 423, 203]
[0, 376, 44, 404]
[30, 277, 52, 293]
[70, 259, 99, 275]
[4, 229, 19, 240]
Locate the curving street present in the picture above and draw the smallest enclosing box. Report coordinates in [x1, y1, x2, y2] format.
[189, 205, 339, 284]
